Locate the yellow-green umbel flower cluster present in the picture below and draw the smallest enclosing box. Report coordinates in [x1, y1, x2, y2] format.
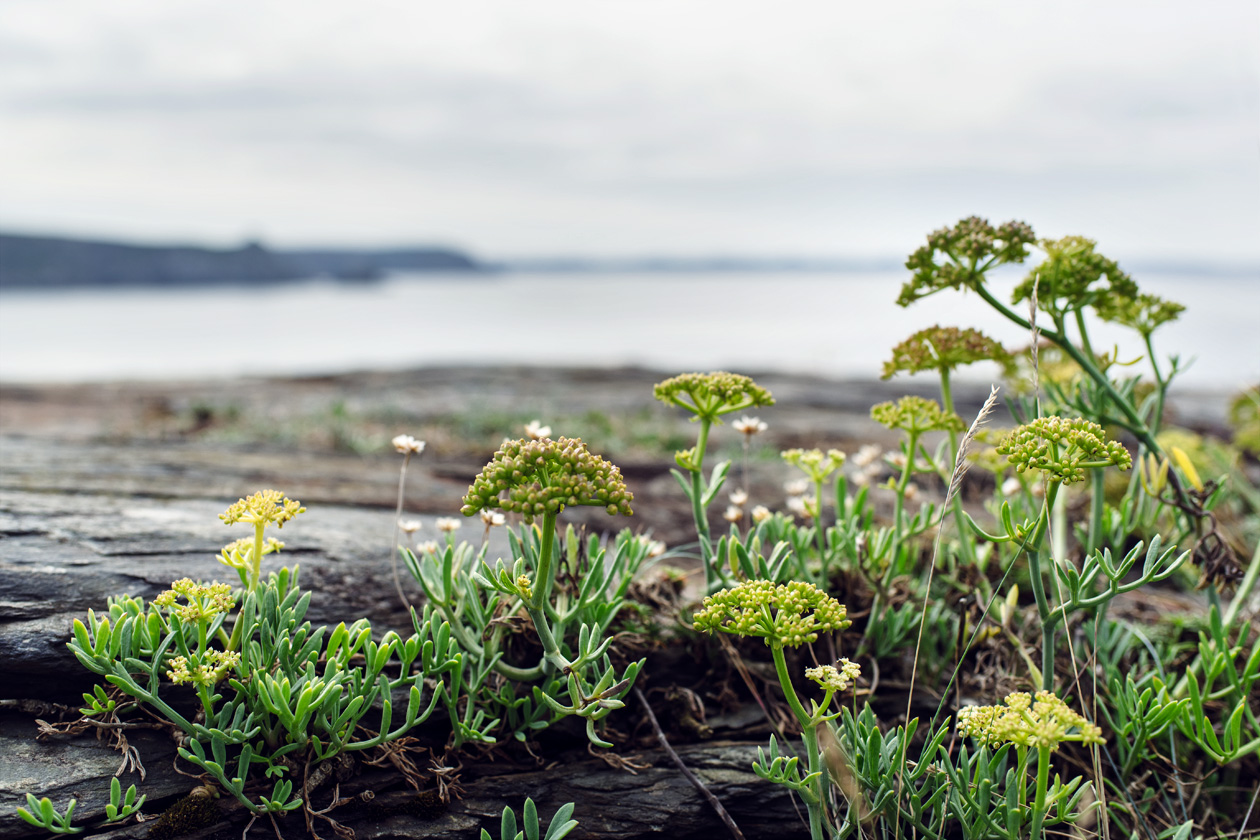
[460, 436, 633, 522]
[870, 395, 965, 436]
[219, 490, 305, 529]
[653, 371, 775, 423]
[1093, 291, 1185, 338]
[1012, 235, 1137, 314]
[153, 579, 235, 623]
[900, 217, 1037, 307]
[997, 416, 1131, 485]
[692, 579, 851, 649]
[167, 649, 242, 687]
[782, 448, 847, 483]
[957, 691, 1104, 751]
[882, 325, 1014, 380]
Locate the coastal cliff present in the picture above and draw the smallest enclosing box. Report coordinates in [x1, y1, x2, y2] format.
[0, 232, 482, 288]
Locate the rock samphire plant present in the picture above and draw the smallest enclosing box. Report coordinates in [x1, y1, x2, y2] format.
[67, 491, 445, 833]
[405, 435, 645, 748]
[693, 579, 854, 840]
[19, 215, 1257, 839]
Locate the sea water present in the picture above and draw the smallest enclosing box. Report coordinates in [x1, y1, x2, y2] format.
[0, 271, 1255, 389]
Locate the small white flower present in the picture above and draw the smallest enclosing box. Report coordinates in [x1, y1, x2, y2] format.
[786, 495, 814, 519]
[416, 540, 440, 555]
[392, 434, 426, 455]
[729, 488, 749, 507]
[632, 535, 667, 557]
[1001, 476, 1022, 497]
[852, 465, 880, 487]
[904, 482, 921, 502]
[784, 478, 809, 496]
[398, 519, 422, 534]
[435, 517, 462, 533]
[480, 509, 506, 527]
[523, 419, 552, 440]
[852, 443, 882, 468]
[723, 505, 744, 523]
[751, 505, 772, 523]
[732, 416, 768, 436]
[887, 451, 908, 469]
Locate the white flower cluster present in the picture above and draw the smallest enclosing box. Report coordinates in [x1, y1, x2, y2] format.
[805, 658, 861, 693]
[392, 434, 425, 455]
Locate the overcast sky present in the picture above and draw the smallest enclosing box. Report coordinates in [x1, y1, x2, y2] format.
[1, 0, 1257, 261]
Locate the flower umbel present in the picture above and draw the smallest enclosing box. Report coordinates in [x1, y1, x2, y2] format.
[219, 490, 305, 529]
[653, 372, 775, 423]
[782, 448, 847, 483]
[900, 216, 1037, 307]
[693, 579, 851, 649]
[882, 325, 1013, 380]
[461, 436, 633, 522]
[153, 579, 235, 623]
[870, 396, 965, 435]
[997, 416, 1131, 485]
[1012, 236, 1137, 315]
[956, 691, 1105, 750]
[166, 649, 241, 687]
[1093, 291, 1185, 337]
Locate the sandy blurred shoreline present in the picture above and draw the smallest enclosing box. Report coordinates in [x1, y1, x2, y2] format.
[0, 365, 1236, 545]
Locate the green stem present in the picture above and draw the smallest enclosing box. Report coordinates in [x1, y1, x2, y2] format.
[524, 510, 572, 674]
[1025, 482, 1061, 691]
[1087, 469, 1105, 557]
[1143, 333, 1168, 435]
[814, 477, 828, 586]
[939, 369, 959, 466]
[251, 520, 265, 591]
[533, 510, 558, 609]
[1030, 745, 1051, 838]
[771, 645, 827, 840]
[689, 418, 717, 586]
[974, 283, 1162, 457]
[893, 431, 920, 552]
[1071, 309, 1108, 556]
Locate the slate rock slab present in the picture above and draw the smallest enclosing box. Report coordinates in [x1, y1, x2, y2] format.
[0, 489, 510, 702]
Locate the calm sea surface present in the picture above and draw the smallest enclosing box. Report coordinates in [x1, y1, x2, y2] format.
[0, 271, 1255, 388]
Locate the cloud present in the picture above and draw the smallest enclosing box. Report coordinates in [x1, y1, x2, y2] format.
[0, 0, 1256, 258]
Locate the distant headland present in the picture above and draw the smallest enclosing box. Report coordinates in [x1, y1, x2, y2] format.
[0, 232, 482, 289]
